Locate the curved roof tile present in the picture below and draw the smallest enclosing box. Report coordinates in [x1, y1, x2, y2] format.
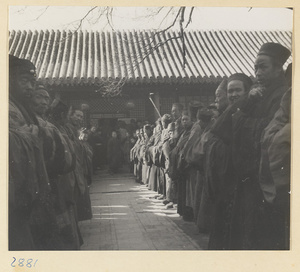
[9, 29, 292, 86]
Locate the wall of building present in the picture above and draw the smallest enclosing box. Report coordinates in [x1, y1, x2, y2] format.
[49, 82, 218, 124]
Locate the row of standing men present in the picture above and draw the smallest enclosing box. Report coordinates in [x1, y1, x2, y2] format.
[131, 42, 291, 250]
[9, 54, 93, 250]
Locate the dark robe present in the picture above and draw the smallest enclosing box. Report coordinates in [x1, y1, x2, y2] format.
[181, 121, 202, 212]
[142, 135, 153, 185]
[9, 99, 53, 250]
[169, 124, 192, 217]
[183, 120, 214, 232]
[258, 88, 291, 249]
[82, 141, 93, 186]
[147, 130, 163, 192]
[206, 135, 235, 249]
[54, 122, 83, 249]
[64, 123, 92, 222]
[107, 137, 122, 173]
[229, 76, 288, 249]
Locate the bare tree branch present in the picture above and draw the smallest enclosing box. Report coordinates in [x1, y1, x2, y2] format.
[95, 77, 127, 97]
[13, 6, 197, 96]
[185, 7, 194, 28]
[157, 7, 175, 29]
[34, 6, 50, 21]
[156, 7, 182, 35]
[133, 35, 183, 69]
[73, 6, 98, 31]
[179, 7, 186, 68]
[106, 7, 115, 31]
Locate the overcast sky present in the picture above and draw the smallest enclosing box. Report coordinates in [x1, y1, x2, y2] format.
[9, 6, 293, 31]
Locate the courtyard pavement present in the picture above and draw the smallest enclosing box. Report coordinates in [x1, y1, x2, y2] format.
[79, 166, 209, 250]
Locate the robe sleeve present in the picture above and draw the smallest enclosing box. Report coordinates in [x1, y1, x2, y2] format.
[259, 90, 291, 204]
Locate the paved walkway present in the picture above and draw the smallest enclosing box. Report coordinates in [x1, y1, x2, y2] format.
[79, 167, 209, 250]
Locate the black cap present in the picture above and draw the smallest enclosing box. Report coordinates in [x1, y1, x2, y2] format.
[9, 54, 36, 77]
[258, 43, 291, 65]
[227, 73, 253, 91]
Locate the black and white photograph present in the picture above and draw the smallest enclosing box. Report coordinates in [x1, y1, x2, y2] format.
[5, 3, 297, 269]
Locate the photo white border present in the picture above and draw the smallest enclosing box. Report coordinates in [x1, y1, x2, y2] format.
[1, 1, 299, 271]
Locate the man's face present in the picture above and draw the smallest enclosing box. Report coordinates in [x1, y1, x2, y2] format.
[171, 106, 181, 120]
[227, 80, 247, 105]
[254, 55, 281, 87]
[215, 88, 228, 112]
[70, 110, 84, 127]
[168, 130, 174, 139]
[31, 88, 50, 115]
[11, 72, 36, 102]
[181, 115, 191, 129]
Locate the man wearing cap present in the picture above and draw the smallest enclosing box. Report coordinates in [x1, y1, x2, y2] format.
[159, 114, 173, 207]
[258, 63, 292, 250]
[227, 73, 253, 106]
[179, 101, 204, 220]
[9, 55, 52, 249]
[30, 86, 83, 249]
[206, 73, 253, 249]
[229, 43, 291, 249]
[169, 111, 193, 219]
[64, 108, 92, 222]
[147, 118, 162, 192]
[49, 98, 84, 249]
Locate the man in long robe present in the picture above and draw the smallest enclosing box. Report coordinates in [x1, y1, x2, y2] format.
[64, 108, 92, 222]
[157, 114, 173, 205]
[141, 125, 153, 185]
[9, 55, 53, 250]
[31, 87, 82, 249]
[179, 101, 203, 220]
[229, 43, 291, 249]
[169, 112, 193, 219]
[147, 119, 163, 192]
[258, 63, 292, 249]
[49, 99, 83, 249]
[207, 73, 253, 249]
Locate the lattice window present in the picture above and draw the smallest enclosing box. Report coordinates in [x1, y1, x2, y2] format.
[160, 97, 176, 115]
[179, 95, 214, 108]
[129, 98, 145, 119]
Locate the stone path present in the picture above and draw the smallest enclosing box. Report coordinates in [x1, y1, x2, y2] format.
[79, 167, 209, 250]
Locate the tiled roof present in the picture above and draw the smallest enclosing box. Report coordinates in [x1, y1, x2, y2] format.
[9, 29, 292, 85]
